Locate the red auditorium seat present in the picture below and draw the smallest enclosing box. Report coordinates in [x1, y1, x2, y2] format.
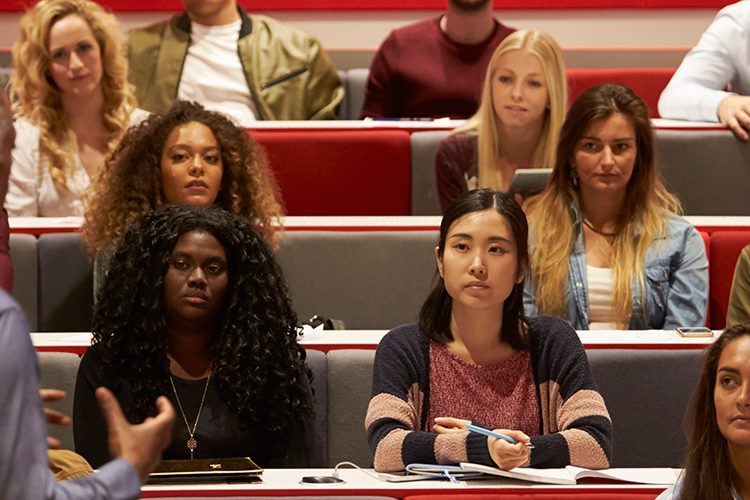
[709, 231, 750, 329]
[566, 68, 676, 118]
[251, 129, 411, 216]
[700, 230, 711, 327]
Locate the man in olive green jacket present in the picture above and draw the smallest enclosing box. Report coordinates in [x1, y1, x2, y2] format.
[127, 1, 343, 122]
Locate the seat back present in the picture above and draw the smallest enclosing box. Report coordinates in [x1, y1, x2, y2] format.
[252, 129, 411, 216]
[9, 233, 38, 331]
[587, 348, 703, 467]
[345, 68, 369, 120]
[39, 351, 80, 451]
[709, 231, 750, 329]
[37, 233, 93, 332]
[410, 131, 450, 215]
[276, 230, 437, 329]
[327, 349, 376, 467]
[567, 67, 675, 117]
[656, 129, 750, 215]
[304, 349, 328, 467]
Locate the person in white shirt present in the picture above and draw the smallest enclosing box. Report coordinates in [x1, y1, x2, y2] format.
[658, 0, 750, 140]
[7, 0, 144, 217]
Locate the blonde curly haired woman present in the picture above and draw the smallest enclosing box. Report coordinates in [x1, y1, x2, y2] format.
[7, 0, 144, 216]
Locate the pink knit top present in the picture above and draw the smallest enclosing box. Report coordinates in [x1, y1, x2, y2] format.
[427, 341, 540, 437]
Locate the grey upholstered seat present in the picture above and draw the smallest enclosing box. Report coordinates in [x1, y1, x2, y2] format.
[587, 348, 703, 467]
[9, 233, 38, 330]
[276, 230, 438, 329]
[410, 131, 450, 215]
[656, 128, 750, 215]
[37, 233, 93, 332]
[39, 351, 80, 451]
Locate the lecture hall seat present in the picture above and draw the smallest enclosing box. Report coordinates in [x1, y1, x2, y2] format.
[251, 129, 411, 216]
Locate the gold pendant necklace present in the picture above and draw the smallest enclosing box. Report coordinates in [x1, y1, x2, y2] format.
[169, 368, 211, 460]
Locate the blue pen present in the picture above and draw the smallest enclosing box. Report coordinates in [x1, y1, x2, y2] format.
[464, 423, 534, 449]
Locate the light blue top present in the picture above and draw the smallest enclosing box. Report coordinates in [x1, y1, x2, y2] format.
[656, 474, 743, 499]
[524, 206, 708, 330]
[0, 290, 141, 500]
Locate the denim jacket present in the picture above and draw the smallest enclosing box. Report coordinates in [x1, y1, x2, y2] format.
[524, 207, 708, 330]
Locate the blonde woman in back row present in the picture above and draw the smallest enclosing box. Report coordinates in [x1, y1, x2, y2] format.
[6, 0, 145, 216]
[434, 29, 566, 212]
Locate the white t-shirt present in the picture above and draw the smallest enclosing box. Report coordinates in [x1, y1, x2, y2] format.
[587, 264, 618, 330]
[178, 19, 258, 126]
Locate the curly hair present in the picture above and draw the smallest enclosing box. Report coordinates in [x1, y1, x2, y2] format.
[82, 101, 283, 252]
[90, 204, 311, 450]
[10, 0, 136, 190]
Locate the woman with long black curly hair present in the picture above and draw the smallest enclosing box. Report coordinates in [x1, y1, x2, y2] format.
[73, 204, 313, 468]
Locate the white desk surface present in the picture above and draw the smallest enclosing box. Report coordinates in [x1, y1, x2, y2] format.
[9, 215, 750, 234]
[32, 329, 716, 355]
[140, 467, 677, 498]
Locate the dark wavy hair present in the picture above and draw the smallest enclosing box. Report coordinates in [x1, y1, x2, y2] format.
[680, 323, 750, 500]
[419, 188, 530, 351]
[90, 204, 310, 449]
[82, 100, 283, 252]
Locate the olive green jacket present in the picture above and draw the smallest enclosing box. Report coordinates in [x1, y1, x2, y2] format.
[126, 9, 343, 120]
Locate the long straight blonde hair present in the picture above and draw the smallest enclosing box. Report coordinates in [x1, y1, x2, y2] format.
[453, 29, 567, 191]
[525, 84, 681, 326]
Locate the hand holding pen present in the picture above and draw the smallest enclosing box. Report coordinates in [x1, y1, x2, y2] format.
[465, 423, 533, 471]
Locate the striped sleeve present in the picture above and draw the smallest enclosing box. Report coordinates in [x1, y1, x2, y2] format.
[529, 316, 613, 469]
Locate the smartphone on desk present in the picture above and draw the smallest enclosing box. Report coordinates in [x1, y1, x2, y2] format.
[676, 326, 714, 337]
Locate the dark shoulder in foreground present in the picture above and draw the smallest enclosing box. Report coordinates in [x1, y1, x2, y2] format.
[378, 323, 426, 350]
[525, 315, 581, 348]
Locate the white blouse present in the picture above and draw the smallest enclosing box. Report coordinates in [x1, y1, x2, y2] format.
[6, 109, 148, 217]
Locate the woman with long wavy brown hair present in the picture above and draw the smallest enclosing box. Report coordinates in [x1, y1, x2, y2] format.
[7, 0, 142, 216]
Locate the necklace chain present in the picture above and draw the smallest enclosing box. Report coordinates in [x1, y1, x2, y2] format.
[169, 367, 211, 460]
[582, 218, 618, 237]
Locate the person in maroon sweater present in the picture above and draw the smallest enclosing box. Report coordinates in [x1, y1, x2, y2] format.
[0, 91, 14, 293]
[360, 0, 515, 119]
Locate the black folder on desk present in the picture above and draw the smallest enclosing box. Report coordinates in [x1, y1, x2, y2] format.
[147, 457, 262, 484]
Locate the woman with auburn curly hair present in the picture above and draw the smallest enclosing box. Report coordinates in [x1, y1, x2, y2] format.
[656, 323, 750, 499]
[7, 0, 143, 216]
[74, 204, 313, 468]
[524, 84, 707, 330]
[82, 100, 283, 255]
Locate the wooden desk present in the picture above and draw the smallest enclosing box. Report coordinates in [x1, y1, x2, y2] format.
[139, 467, 675, 498]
